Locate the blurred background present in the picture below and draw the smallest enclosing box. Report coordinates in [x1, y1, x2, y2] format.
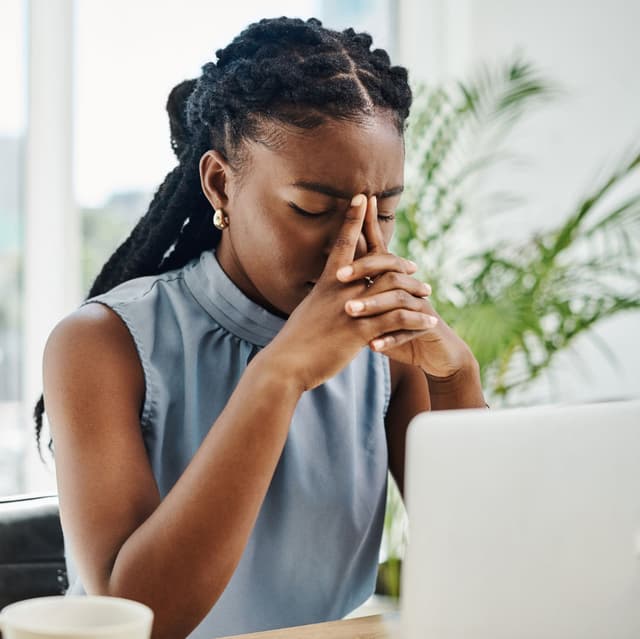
[1, 1, 639, 594]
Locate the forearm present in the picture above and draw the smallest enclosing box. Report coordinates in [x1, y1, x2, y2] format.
[105, 349, 303, 639]
[425, 357, 486, 411]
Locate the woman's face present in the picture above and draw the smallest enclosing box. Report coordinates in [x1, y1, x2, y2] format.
[204, 112, 405, 317]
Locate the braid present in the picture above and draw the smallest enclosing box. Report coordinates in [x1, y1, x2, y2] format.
[35, 16, 413, 455]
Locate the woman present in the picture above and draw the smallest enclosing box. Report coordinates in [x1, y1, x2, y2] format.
[37, 16, 485, 639]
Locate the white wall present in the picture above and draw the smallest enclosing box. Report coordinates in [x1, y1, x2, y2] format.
[398, 0, 640, 404]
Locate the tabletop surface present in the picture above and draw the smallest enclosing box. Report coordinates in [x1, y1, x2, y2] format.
[219, 613, 400, 639]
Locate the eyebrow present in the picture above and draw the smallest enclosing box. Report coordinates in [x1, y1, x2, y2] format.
[291, 180, 404, 200]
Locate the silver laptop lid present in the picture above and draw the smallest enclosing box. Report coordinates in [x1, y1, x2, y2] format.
[401, 400, 640, 639]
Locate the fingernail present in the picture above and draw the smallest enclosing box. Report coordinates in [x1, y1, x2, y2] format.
[423, 282, 432, 295]
[337, 265, 354, 280]
[351, 194, 365, 207]
[371, 338, 385, 351]
[426, 316, 438, 327]
[348, 300, 365, 313]
[407, 259, 417, 271]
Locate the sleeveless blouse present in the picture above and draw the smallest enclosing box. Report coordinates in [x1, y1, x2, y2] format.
[64, 249, 391, 639]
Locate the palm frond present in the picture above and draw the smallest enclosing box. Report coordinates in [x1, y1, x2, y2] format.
[396, 56, 640, 402]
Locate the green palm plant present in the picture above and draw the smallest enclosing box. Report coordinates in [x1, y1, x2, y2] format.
[379, 57, 640, 600]
[393, 57, 640, 401]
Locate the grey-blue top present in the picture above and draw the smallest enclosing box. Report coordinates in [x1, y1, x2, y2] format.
[65, 250, 391, 638]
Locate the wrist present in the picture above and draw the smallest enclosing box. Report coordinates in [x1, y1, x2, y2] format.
[425, 356, 486, 410]
[250, 344, 308, 396]
[424, 352, 479, 385]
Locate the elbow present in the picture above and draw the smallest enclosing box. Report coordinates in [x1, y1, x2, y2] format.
[102, 569, 226, 639]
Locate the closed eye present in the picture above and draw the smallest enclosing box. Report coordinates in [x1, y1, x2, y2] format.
[289, 202, 396, 222]
[288, 202, 333, 217]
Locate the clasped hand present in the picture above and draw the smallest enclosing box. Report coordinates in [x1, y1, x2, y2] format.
[336, 193, 474, 379]
[266, 193, 476, 391]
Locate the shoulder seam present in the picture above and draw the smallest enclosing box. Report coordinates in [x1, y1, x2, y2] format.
[82, 272, 185, 309]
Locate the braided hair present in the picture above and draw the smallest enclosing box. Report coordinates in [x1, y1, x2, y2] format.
[34, 16, 413, 454]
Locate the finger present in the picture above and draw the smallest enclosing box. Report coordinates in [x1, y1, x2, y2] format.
[366, 271, 432, 297]
[361, 309, 438, 340]
[363, 196, 388, 254]
[369, 328, 435, 352]
[337, 253, 419, 282]
[324, 194, 368, 274]
[345, 289, 433, 317]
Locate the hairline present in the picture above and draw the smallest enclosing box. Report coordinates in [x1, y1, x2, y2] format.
[224, 107, 404, 180]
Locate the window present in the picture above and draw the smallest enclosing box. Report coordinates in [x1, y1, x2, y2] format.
[4, 0, 397, 498]
[0, 0, 26, 495]
[76, 1, 322, 290]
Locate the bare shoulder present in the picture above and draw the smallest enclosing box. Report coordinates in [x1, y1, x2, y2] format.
[45, 302, 139, 366]
[43, 302, 145, 428]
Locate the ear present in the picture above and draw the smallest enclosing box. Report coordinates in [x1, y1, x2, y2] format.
[199, 150, 232, 210]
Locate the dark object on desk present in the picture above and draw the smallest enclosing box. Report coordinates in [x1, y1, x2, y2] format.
[0, 494, 68, 609]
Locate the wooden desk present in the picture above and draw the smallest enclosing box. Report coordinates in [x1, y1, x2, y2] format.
[219, 614, 400, 639]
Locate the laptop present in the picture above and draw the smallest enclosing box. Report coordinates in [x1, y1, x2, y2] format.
[400, 400, 640, 639]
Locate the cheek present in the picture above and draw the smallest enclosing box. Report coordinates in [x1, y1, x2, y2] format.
[261, 205, 328, 251]
[240, 206, 324, 268]
[289, 222, 330, 249]
[230, 190, 329, 268]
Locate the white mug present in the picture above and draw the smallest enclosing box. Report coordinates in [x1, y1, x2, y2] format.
[0, 595, 153, 639]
